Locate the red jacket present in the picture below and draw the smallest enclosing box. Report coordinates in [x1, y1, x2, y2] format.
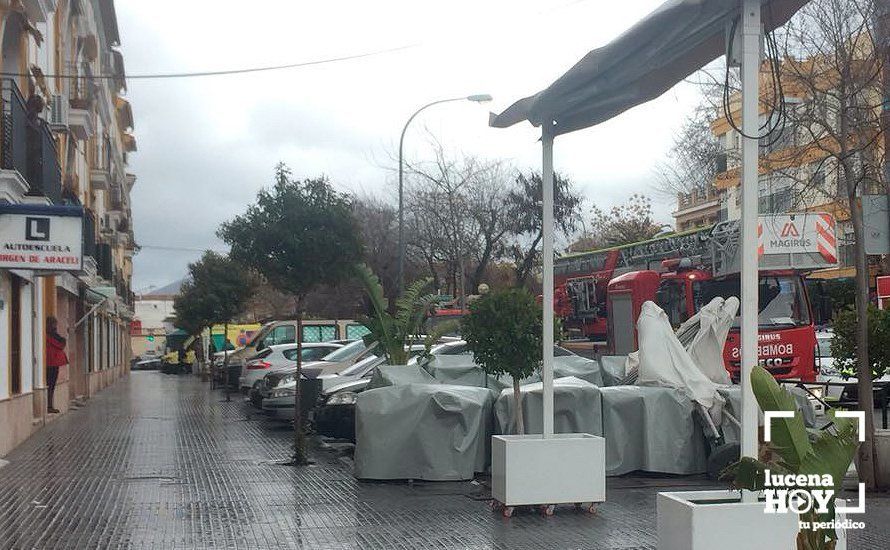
[46, 333, 68, 367]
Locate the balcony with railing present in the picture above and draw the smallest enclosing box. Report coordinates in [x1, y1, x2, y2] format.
[1, 79, 62, 203]
[676, 186, 719, 211]
[26, 116, 62, 202]
[90, 135, 112, 190]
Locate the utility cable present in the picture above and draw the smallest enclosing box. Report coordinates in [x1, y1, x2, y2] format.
[0, 44, 415, 80]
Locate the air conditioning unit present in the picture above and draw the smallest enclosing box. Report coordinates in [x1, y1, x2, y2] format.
[47, 94, 69, 130]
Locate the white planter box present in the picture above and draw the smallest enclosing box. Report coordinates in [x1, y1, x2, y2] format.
[491, 433, 605, 506]
[657, 490, 847, 550]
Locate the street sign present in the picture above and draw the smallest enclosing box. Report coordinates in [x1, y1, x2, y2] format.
[758, 213, 836, 260]
[0, 204, 84, 271]
[863, 194, 890, 255]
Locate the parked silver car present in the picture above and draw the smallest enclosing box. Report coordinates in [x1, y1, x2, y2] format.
[238, 342, 343, 393]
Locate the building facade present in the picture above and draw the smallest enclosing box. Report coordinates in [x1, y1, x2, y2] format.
[673, 55, 885, 283]
[0, 0, 136, 456]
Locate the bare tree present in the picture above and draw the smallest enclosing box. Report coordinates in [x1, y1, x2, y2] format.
[655, 103, 726, 197]
[778, 0, 884, 489]
[707, 0, 885, 488]
[404, 142, 512, 300]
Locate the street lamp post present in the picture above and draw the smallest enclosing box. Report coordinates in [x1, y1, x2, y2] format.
[396, 94, 492, 293]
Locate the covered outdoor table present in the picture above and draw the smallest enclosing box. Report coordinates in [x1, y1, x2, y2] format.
[354, 383, 494, 481]
[367, 364, 438, 389]
[493, 376, 603, 436]
[717, 385, 816, 443]
[599, 385, 708, 476]
[599, 356, 629, 387]
[552, 355, 603, 386]
[423, 355, 538, 391]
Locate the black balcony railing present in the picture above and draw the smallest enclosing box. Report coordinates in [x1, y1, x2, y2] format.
[96, 242, 114, 281]
[1, 79, 62, 203]
[26, 118, 62, 203]
[1, 79, 28, 177]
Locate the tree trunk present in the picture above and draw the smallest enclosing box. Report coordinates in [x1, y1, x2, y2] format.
[223, 321, 230, 402]
[516, 233, 544, 287]
[292, 299, 308, 465]
[512, 377, 525, 435]
[847, 173, 877, 490]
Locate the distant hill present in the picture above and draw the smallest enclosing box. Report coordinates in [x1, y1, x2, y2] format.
[143, 279, 185, 298]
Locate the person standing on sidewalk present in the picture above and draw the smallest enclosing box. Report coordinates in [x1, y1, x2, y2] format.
[45, 316, 68, 414]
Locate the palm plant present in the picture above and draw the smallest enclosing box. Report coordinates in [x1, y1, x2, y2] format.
[723, 365, 859, 550]
[355, 263, 439, 365]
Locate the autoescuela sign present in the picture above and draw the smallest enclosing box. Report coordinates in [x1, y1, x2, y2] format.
[0, 204, 83, 271]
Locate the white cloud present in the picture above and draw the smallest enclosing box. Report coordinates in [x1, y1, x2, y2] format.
[119, 0, 702, 287]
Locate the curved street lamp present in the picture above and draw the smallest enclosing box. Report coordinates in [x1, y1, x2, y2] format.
[397, 94, 493, 293]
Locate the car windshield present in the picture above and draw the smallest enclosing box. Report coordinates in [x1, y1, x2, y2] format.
[246, 324, 272, 347]
[321, 339, 367, 362]
[284, 347, 335, 362]
[695, 275, 811, 328]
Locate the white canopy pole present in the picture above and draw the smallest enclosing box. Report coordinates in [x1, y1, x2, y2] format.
[542, 123, 555, 438]
[739, 0, 761, 499]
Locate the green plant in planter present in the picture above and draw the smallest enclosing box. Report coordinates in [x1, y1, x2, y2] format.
[462, 288, 542, 434]
[722, 365, 859, 550]
[355, 263, 438, 365]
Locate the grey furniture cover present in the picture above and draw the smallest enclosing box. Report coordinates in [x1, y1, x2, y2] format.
[367, 364, 438, 390]
[354, 383, 494, 481]
[493, 376, 603, 436]
[552, 355, 603, 386]
[717, 385, 817, 443]
[423, 355, 538, 391]
[599, 356, 628, 387]
[599, 385, 708, 476]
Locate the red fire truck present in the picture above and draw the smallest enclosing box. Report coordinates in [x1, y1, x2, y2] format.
[555, 214, 838, 381]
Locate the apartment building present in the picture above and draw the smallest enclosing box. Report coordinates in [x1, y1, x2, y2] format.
[674, 53, 885, 282]
[0, 0, 136, 455]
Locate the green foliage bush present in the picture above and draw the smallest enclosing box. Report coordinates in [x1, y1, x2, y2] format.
[831, 305, 890, 379]
[462, 288, 542, 381]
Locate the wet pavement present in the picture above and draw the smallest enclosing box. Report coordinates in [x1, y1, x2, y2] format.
[1, 372, 889, 549]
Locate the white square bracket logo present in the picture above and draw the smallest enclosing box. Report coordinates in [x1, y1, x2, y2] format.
[764, 410, 866, 514]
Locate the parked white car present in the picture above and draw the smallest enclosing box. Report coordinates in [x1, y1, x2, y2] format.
[238, 342, 343, 393]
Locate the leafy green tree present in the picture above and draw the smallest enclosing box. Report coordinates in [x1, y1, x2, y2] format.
[218, 163, 362, 464]
[506, 171, 582, 286]
[831, 305, 890, 379]
[354, 263, 441, 364]
[571, 193, 665, 251]
[461, 288, 542, 434]
[173, 251, 255, 337]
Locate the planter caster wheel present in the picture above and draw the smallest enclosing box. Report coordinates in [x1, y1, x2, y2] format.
[585, 503, 597, 515]
[488, 500, 503, 512]
[541, 504, 555, 517]
[502, 506, 515, 518]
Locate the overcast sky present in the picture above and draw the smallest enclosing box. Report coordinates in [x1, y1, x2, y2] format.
[117, 0, 704, 292]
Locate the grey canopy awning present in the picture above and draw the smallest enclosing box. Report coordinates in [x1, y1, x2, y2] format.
[489, 0, 807, 136]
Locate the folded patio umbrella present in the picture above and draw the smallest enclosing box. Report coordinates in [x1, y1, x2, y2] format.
[489, 0, 807, 135]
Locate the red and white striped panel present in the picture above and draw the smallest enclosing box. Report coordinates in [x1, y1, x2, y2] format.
[757, 222, 764, 257]
[816, 214, 837, 264]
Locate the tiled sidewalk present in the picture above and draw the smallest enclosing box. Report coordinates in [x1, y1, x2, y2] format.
[0, 372, 888, 549]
